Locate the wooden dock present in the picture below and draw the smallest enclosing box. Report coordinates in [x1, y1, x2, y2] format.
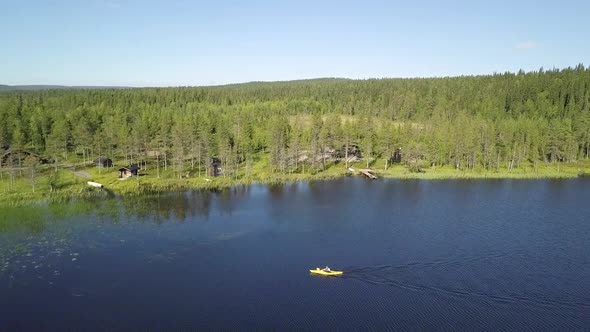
[348, 167, 377, 179]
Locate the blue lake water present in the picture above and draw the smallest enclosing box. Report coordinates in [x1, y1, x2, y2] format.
[1, 178, 589, 330]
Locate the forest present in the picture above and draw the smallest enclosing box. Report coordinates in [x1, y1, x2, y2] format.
[1, 65, 590, 198]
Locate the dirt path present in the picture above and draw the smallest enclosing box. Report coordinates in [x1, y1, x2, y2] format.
[62, 166, 91, 179]
[70, 170, 91, 179]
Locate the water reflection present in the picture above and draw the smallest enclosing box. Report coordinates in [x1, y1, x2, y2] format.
[1, 178, 590, 331]
[2, 178, 590, 234]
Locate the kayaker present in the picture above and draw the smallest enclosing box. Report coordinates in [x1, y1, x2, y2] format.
[322, 266, 331, 272]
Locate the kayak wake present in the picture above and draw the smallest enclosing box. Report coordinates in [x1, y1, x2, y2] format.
[338, 264, 590, 310]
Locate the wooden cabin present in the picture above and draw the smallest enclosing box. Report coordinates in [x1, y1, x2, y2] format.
[390, 148, 402, 163]
[95, 157, 113, 168]
[1, 148, 50, 167]
[118, 164, 140, 179]
[336, 144, 362, 159]
[209, 158, 222, 177]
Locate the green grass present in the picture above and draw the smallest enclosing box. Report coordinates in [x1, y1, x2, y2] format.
[1, 157, 588, 207]
[375, 160, 587, 179]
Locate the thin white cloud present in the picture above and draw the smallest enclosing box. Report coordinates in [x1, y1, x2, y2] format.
[516, 41, 539, 50]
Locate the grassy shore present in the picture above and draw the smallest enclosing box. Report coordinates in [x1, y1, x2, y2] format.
[1, 158, 588, 207]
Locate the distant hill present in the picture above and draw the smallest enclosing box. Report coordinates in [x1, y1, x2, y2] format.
[213, 78, 350, 87]
[0, 84, 129, 91]
[0, 79, 349, 91]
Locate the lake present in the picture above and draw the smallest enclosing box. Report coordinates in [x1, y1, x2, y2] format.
[1, 178, 589, 330]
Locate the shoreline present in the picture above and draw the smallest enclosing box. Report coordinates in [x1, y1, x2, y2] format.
[1, 164, 587, 207]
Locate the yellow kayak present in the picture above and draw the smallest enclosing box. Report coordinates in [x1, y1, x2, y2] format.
[310, 268, 343, 276]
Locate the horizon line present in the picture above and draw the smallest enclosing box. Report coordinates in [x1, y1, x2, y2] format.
[2, 64, 586, 89]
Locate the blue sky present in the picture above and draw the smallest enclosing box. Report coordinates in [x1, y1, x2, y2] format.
[1, 0, 589, 86]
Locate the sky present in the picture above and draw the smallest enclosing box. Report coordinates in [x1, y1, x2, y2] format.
[1, 0, 590, 86]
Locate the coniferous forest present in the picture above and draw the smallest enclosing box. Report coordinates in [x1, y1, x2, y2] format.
[1, 66, 590, 201]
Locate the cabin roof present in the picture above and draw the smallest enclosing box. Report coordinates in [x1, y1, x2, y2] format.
[119, 164, 140, 171]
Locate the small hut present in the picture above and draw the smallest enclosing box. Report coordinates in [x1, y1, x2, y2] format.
[118, 164, 140, 179]
[209, 158, 222, 177]
[95, 157, 113, 168]
[336, 144, 362, 160]
[390, 148, 402, 163]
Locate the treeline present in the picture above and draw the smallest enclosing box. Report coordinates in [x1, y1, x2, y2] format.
[1, 65, 590, 177]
